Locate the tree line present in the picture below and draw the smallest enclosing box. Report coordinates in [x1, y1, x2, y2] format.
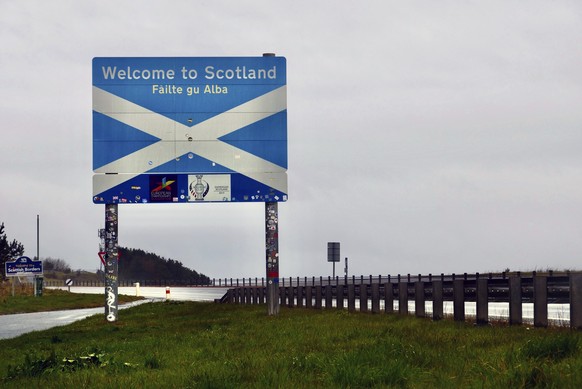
[117, 247, 210, 284]
[1, 222, 209, 283]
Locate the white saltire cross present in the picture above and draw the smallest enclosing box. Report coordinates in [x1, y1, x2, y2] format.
[92, 85, 287, 196]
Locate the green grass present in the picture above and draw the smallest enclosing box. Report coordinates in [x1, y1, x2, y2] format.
[0, 287, 143, 315]
[1, 302, 581, 388]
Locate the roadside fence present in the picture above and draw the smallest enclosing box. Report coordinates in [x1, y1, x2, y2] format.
[219, 271, 582, 330]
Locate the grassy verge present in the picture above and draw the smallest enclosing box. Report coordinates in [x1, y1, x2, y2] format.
[0, 285, 143, 315]
[0, 302, 581, 388]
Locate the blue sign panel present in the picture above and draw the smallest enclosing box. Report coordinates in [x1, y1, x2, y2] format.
[93, 172, 287, 203]
[92, 57, 287, 203]
[5, 256, 43, 277]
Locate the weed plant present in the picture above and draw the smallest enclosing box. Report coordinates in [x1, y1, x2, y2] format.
[0, 302, 581, 388]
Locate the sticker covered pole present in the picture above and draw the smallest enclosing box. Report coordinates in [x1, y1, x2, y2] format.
[104, 204, 119, 322]
[265, 201, 280, 315]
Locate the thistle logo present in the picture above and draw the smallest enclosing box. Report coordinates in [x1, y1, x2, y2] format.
[149, 175, 178, 202]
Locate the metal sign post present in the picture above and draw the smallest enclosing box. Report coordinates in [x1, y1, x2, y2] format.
[327, 242, 340, 278]
[266, 202, 280, 315]
[104, 204, 119, 322]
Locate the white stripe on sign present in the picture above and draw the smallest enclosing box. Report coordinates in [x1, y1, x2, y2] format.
[93, 86, 287, 194]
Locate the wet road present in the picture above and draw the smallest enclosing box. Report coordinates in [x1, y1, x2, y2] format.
[0, 287, 229, 340]
[0, 300, 153, 340]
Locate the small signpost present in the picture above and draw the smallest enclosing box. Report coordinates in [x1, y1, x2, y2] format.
[5, 256, 43, 276]
[5, 256, 43, 297]
[327, 242, 340, 278]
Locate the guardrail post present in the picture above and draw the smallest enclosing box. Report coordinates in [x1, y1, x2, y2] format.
[360, 284, 368, 312]
[336, 284, 344, 309]
[432, 280, 443, 321]
[259, 286, 265, 304]
[476, 278, 488, 325]
[287, 287, 294, 307]
[509, 276, 522, 325]
[280, 286, 286, 306]
[315, 285, 322, 309]
[325, 285, 333, 308]
[347, 284, 355, 312]
[533, 274, 548, 328]
[297, 285, 304, 308]
[305, 285, 313, 308]
[398, 282, 408, 315]
[233, 288, 239, 304]
[570, 273, 582, 330]
[453, 279, 465, 322]
[253, 287, 259, 304]
[384, 283, 394, 313]
[371, 283, 380, 313]
[415, 281, 425, 318]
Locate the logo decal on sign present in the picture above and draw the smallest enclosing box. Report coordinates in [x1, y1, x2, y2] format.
[149, 175, 178, 202]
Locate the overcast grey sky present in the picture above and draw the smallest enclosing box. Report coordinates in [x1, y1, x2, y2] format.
[1, 0, 581, 279]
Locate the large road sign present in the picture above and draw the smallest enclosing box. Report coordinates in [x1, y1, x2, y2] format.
[92, 57, 287, 204]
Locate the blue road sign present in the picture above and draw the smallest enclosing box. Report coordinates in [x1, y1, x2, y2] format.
[5, 256, 43, 277]
[92, 57, 287, 204]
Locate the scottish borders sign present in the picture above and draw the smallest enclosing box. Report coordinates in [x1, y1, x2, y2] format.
[5, 256, 43, 277]
[92, 57, 287, 203]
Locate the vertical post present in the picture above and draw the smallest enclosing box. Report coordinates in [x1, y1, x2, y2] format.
[345, 257, 348, 277]
[336, 284, 344, 309]
[315, 285, 323, 309]
[306, 285, 313, 308]
[325, 285, 333, 308]
[384, 283, 394, 314]
[297, 285, 304, 307]
[265, 202, 280, 315]
[569, 273, 582, 330]
[371, 283, 380, 313]
[509, 276, 522, 325]
[36, 215, 40, 261]
[432, 280, 443, 321]
[476, 278, 489, 326]
[360, 284, 368, 312]
[104, 204, 119, 322]
[415, 281, 425, 318]
[347, 284, 355, 312]
[399, 282, 408, 315]
[453, 279, 465, 322]
[533, 274, 548, 328]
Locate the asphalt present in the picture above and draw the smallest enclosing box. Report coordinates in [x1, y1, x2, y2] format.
[0, 299, 155, 340]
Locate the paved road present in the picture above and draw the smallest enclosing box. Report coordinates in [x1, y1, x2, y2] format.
[0, 287, 229, 340]
[0, 299, 153, 340]
[54, 286, 229, 301]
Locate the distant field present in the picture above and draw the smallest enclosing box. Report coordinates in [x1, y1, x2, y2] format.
[0, 301, 581, 388]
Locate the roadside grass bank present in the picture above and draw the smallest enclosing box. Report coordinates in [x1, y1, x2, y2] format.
[0, 284, 143, 315]
[1, 302, 581, 388]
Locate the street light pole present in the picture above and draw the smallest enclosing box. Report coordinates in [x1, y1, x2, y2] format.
[36, 215, 39, 260]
